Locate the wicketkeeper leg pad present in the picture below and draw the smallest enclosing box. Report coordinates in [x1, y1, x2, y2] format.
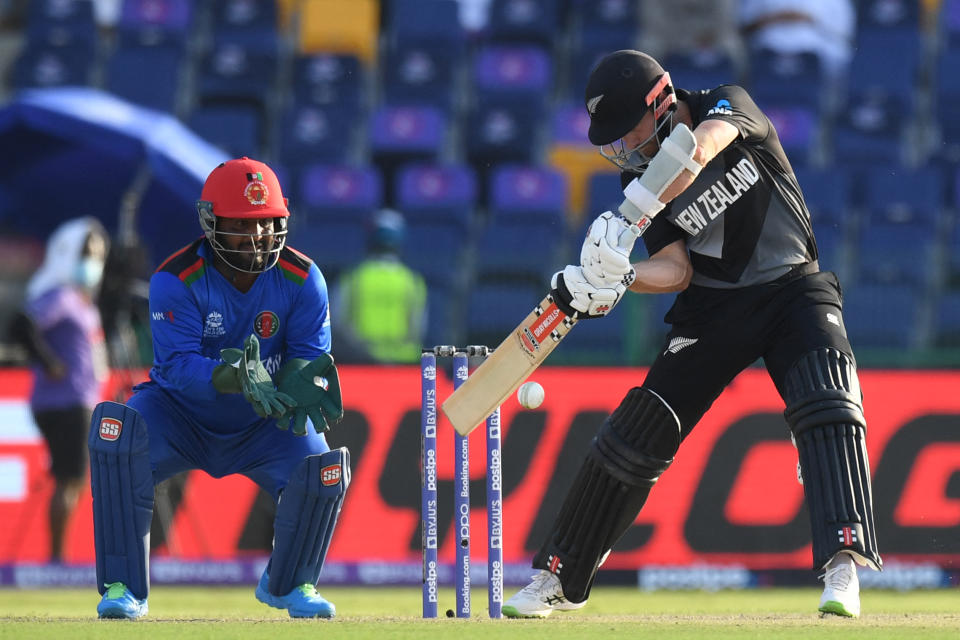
[533, 387, 680, 602]
[89, 401, 154, 600]
[783, 349, 882, 571]
[268, 447, 351, 596]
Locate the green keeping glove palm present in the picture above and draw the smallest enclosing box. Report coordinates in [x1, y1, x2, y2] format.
[275, 353, 344, 436]
[214, 334, 296, 419]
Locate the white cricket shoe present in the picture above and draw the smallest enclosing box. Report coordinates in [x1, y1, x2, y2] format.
[819, 553, 860, 618]
[502, 570, 586, 618]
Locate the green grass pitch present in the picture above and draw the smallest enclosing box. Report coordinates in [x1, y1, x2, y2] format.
[1, 586, 958, 639]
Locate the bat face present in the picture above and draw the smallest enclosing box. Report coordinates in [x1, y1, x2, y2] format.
[441, 293, 578, 436]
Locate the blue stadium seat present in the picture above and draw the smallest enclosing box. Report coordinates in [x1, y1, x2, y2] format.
[748, 48, 823, 112]
[382, 40, 459, 114]
[27, 0, 97, 47]
[855, 225, 936, 286]
[395, 164, 477, 230]
[831, 91, 905, 165]
[105, 41, 184, 112]
[488, 165, 568, 226]
[943, 0, 960, 47]
[464, 281, 542, 346]
[369, 105, 446, 162]
[486, 0, 560, 47]
[847, 28, 921, 97]
[861, 167, 944, 228]
[570, 0, 640, 51]
[586, 172, 625, 219]
[840, 284, 920, 349]
[297, 165, 383, 220]
[10, 43, 94, 88]
[760, 103, 818, 167]
[186, 104, 261, 157]
[932, 291, 960, 346]
[858, 0, 921, 29]
[474, 218, 564, 284]
[422, 281, 462, 347]
[291, 53, 366, 111]
[289, 216, 367, 281]
[662, 48, 738, 90]
[473, 44, 553, 111]
[383, 0, 464, 51]
[466, 97, 542, 172]
[209, 0, 279, 52]
[812, 222, 845, 274]
[195, 39, 278, 108]
[276, 102, 357, 168]
[793, 167, 853, 227]
[565, 41, 612, 102]
[118, 0, 194, 42]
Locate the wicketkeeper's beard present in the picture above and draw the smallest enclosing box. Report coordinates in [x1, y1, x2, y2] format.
[217, 233, 275, 273]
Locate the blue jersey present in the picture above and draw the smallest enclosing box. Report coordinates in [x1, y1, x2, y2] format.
[146, 238, 331, 433]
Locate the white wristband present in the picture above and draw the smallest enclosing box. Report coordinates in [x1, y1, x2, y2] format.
[621, 178, 665, 222]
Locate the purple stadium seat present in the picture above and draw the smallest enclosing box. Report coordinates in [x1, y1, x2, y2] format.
[298, 165, 383, 219]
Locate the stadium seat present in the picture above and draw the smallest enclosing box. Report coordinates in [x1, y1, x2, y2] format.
[291, 53, 366, 111]
[276, 102, 358, 168]
[381, 40, 460, 114]
[209, 0, 279, 52]
[748, 48, 823, 112]
[932, 290, 960, 347]
[298, 164, 383, 220]
[10, 43, 94, 89]
[758, 103, 818, 167]
[840, 284, 920, 349]
[195, 39, 278, 108]
[662, 48, 738, 90]
[186, 104, 262, 157]
[105, 41, 184, 112]
[488, 165, 568, 227]
[394, 163, 477, 286]
[298, 0, 379, 65]
[27, 0, 97, 47]
[586, 172, 626, 221]
[465, 97, 543, 176]
[288, 215, 367, 281]
[831, 91, 905, 166]
[485, 0, 561, 47]
[793, 167, 853, 227]
[854, 225, 936, 286]
[473, 218, 565, 285]
[383, 0, 464, 51]
[473, 44, 553, 112]
[118, 0, 194, 42]
[943, 0, 960, 47]
[464, 281, 542, 347]
[570, 0, 641, 51]
[861, 167, 944, 228]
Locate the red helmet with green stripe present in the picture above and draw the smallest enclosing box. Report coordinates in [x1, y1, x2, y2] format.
[196, 157, 289, 273]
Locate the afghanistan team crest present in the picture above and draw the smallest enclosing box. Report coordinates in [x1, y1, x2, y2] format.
[254, 310, 279, 338]
[244, 172, 269, 205]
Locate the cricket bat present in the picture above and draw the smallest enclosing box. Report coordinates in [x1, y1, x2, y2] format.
[441, 292, 577, 436]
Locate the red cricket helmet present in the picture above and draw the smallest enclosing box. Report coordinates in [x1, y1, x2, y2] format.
[196, 157, 290, 273]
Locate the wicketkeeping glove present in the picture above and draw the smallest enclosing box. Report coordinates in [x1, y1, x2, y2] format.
[274, 353, 344, 436]
[212, 334, 296, 419]
[550, 264, 630, 320]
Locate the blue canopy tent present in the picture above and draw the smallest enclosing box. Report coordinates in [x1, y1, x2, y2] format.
[0, 87, 228, 265]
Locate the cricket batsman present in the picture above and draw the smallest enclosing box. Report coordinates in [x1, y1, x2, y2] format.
[89, 157, 349, 619]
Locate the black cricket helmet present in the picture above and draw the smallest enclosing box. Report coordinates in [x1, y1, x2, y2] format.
[585, 50, 677, 173]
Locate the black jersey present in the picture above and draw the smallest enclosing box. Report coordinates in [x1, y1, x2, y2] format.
[624, 85, 817, 288]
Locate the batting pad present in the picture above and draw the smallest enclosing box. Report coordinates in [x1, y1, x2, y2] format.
[88, 401, 154, 600]
[268, 447, 351, 595]
[533, 388, 679, 602]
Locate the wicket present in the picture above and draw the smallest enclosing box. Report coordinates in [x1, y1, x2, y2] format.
[421, 345, 503, 619]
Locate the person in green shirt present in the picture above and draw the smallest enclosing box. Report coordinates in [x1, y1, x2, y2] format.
[333, 209, 427, 364]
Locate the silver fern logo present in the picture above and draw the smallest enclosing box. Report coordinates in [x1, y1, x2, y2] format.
[664, 336, 698, 355]
[587, 94, 604, 115]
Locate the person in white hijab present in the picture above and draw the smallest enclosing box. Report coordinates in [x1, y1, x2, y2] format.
[15, 216, 110, 562]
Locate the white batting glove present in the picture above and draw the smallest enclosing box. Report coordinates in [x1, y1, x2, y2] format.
[580, 211, 639, 288]
[551, 264, 629, 319]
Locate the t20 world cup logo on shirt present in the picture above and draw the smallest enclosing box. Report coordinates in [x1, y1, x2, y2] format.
[254, 310, 279, 339]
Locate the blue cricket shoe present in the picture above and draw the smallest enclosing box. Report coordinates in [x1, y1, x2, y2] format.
[255, 570, 336, 619]
[97, 582, 148, 619]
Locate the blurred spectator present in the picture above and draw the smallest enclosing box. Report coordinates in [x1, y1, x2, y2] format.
[739, 0, 855, 84]
[332, 209, 427, 364]
[639, 0, 742, 59]
[11, 217, 109, 562]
